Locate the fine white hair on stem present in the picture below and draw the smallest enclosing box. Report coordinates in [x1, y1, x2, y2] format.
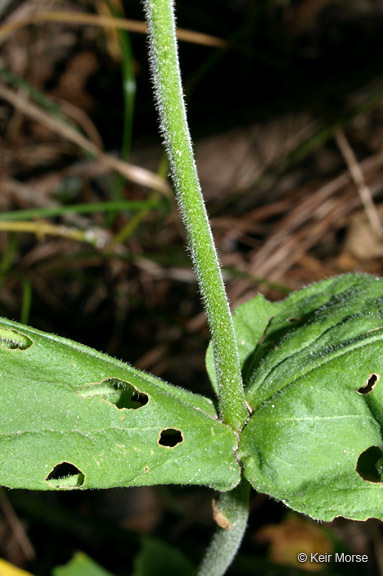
[142, 0, 248, 433]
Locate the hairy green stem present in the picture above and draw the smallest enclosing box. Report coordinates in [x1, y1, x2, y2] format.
[198, 481, 251, 576]
[143, 0, 248, 432]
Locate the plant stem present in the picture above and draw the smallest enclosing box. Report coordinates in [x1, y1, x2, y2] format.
[143, 0, 248, 432]
[197, 481, 251, 576]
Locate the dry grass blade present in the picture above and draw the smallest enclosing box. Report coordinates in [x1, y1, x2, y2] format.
[0, 221, 109, 247]
[59, 100, 103, 150]
[0, 11, 229, 48]
[0, 488, 35, 561]
[229, 151, 383, 292]
[0, 82, 170, 195]
[334, 126, 383, 239]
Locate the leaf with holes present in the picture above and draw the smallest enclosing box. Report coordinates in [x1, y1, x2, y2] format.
[0, 319, 240, 491]
[236, 274, 383, 521]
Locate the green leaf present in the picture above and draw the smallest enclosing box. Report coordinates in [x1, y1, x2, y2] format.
[53, 552, 115, 576]
[0, 319, 240, 491]
[206, 293, 281, 395]
[237, 274, 383, 521]
[132, 537, 194, 576]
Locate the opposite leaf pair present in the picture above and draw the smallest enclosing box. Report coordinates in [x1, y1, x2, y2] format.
[1, 273, 383, 522]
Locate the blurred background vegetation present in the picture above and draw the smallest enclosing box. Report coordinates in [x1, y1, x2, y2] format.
[0, 0, 382, 575]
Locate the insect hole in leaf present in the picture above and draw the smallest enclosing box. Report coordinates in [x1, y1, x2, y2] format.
[78, 378, 149, 410]
[356, 446, 383, 483]
[158, 428, 183, 448]
[46, 462, 85, 489]
[357, 373, 380, 395]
